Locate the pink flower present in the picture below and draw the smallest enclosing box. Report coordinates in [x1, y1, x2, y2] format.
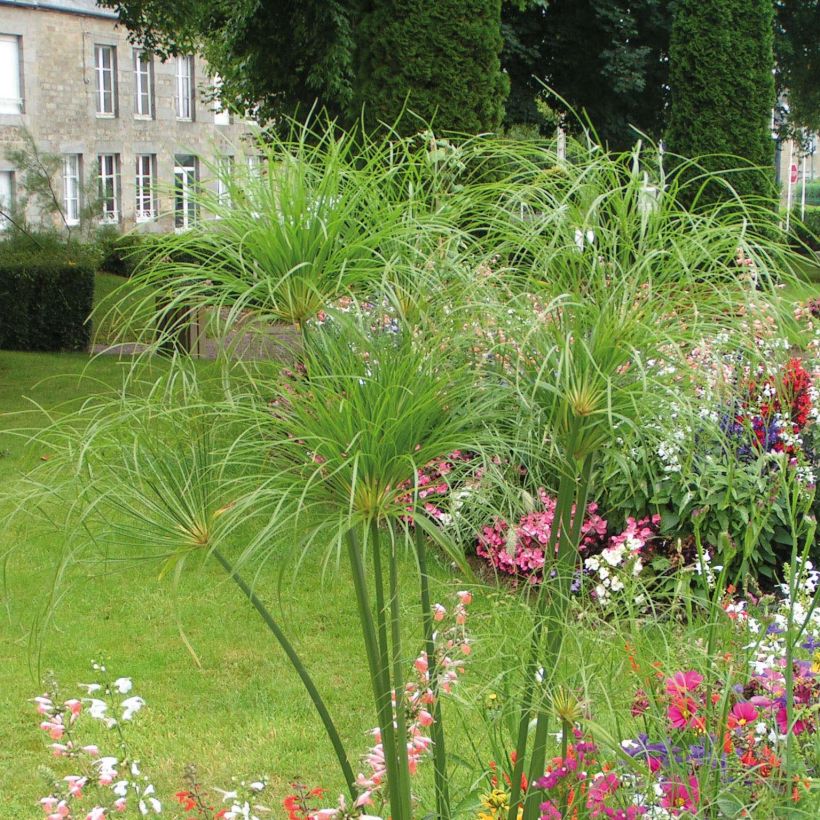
[457, 590, 472, 605]
[667, 697, 700, 730]
[417, 709, 434, 727]
[64, 775, 87, 797]
[727, 702, 758, 730]
[34, 696, 54, 715]
[85, 809, 107, 820]
[776, 705, 808, 735]
[664, 670, 703, 696]
[660, 775, 699, 814]
[433, 604, 446, 622]
[40, 719, 64, 740]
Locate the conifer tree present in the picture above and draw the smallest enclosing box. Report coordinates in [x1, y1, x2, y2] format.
[666, 0, 776, 203]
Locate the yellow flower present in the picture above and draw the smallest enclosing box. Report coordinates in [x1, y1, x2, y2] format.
[812, 651, 820, 675]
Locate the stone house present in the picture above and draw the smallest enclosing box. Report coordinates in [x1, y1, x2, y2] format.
[0, 0, 256, 233]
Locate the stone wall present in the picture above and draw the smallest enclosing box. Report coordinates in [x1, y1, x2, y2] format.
[0, 3, 257, 232]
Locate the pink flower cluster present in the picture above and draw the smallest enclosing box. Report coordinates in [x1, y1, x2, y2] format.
[34, 668, 160, 820]
[306, 591, 472, 819]
[476, 489, 608, 582]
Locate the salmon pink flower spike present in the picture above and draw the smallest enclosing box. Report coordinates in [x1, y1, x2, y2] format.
[433, 604, 446, 622]
[457, 590, 472, 605]
[40, 719, 64, 740]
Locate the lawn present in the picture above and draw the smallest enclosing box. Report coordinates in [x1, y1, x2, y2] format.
[0, 352, 464, 814]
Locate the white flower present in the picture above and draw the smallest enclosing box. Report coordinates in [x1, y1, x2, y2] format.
[113, 780, 129, 797]
[121, 697, 145, 721]
[86, 699, 108, 720]
[114, 677, 133, 694]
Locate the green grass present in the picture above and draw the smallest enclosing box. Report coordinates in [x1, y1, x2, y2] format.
[0, 352, 464, 813]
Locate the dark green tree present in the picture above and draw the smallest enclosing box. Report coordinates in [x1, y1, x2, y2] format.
[99, 0, 357, 123]
[354, 1, 508, 134]
[101, 0, 508, 133]
[501, 0, 673, 149]
[666, 0, 776, 202]
[775, 1, 820, 136]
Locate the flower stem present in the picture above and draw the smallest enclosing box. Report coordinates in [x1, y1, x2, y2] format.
[210, 547, 356, 799]
[416, 525, 451, 820]
[347, 526, 406, 819]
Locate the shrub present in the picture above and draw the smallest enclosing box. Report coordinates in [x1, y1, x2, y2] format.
[94, 226, 148, 277]
[0, 243, 96, 351]
[791, 205, 820, 252]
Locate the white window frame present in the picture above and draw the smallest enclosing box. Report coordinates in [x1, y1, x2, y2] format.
[135, 153, 156, 222]
[174, 155, 197, 231]
[0, 34, 22, 115]
[62, 154, 81, 226]
[212, 73, 230, 125]
[94, 44, 117, 117]
[175, 55, 194, 121]
[133, 49, 153, 119]
[98, 153, 120, 223]
[0, 170, 14, 230]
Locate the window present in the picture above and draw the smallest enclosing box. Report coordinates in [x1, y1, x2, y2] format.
[174, 154, 197, 230]
[98, 153, 119, 222]
[216, 155, 233, 206]
[135, 154, 156, 221]
[94, 44, 116, 116]
[0, 170, 13, 229]
[62, 154, 81, 226]
[175, 56, 194, 120]
[212, 74, 230, 125]
[133, 49, 153, 118]
[0, 34, 22, 114]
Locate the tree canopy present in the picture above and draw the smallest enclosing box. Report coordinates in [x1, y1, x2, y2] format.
[101, 0, 819, 143]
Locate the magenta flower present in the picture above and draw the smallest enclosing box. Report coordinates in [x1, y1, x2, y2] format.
[664, 670, 703, 696]
[660, 775, 699, 815]
[727, 701, 758, 730]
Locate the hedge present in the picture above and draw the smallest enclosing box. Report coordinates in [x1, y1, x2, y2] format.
[792, 206, 820, 253]
[0, 244, 96, 351]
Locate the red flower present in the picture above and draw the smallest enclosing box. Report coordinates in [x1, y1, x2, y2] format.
[174, 791, 196, 812]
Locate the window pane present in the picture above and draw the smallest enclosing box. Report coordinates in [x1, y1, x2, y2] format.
[95, 45, 115, 115]
[0, 35, 21, 114]
[0, 170, 13, 229]
[63, 154, 80, 225]
[98, 154, 119, 222]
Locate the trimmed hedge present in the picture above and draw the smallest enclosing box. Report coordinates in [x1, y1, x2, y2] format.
[0, 244, 96, 351]
[792, 206, 820, 253]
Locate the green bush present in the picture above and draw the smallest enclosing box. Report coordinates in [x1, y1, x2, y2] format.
[0, 243, 97, 351]
[792, 205, 820, 252]
[95, 226, 150, 277]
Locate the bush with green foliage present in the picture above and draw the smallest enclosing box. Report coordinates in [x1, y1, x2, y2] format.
[789, 205, 820, 252]
[94, 226, 150, 277]
[0, 241, 96, 351]
[354, 0, 508, 134]
[666, 0, 776, 204]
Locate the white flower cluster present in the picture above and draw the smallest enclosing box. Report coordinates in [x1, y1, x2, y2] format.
[584, 536, 644, 605]
[692, 550, 722, 589]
